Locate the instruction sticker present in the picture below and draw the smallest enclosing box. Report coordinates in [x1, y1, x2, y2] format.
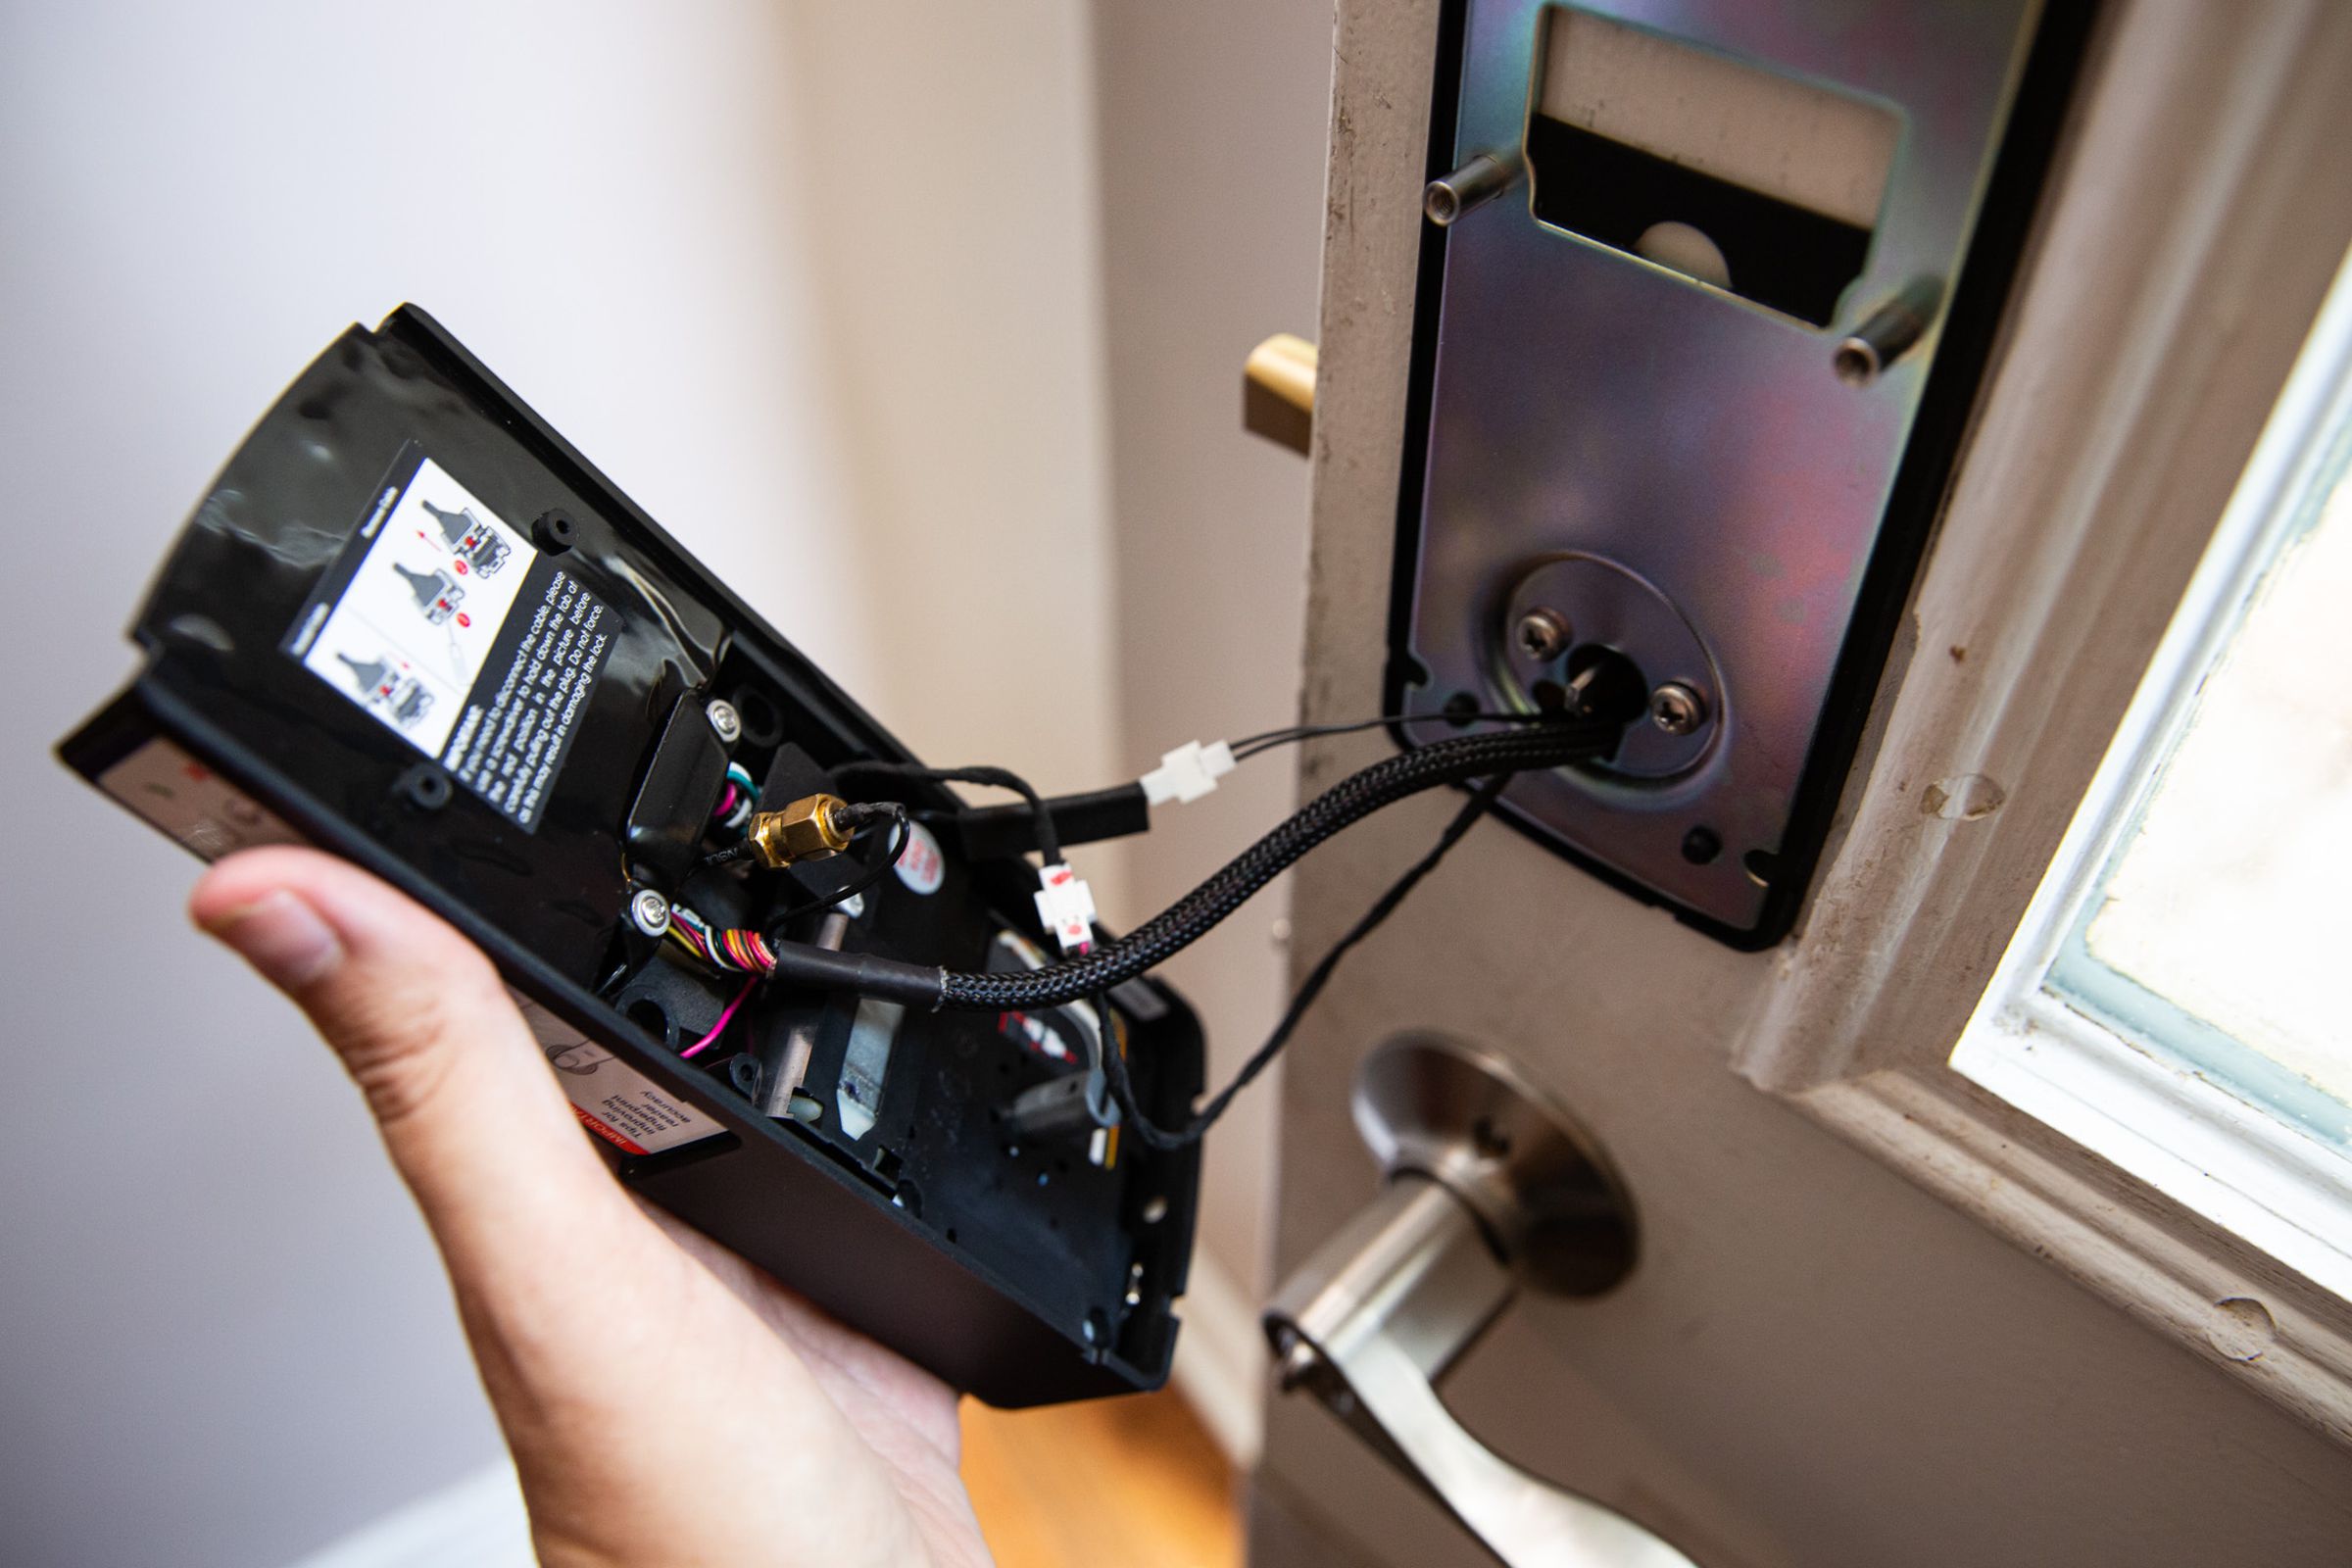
[513, 992, 723, 1157]
[282, 445, 614, 830]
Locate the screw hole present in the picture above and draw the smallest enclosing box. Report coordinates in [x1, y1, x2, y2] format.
[728, 686, 784, 750]
[396, 764, 454, 812]
[1442, 692, 1481, 727]
[1683, 826, 1722, 865]
[625, 998, 675, 1050]
[1834, 340, 1880, 385]
[531, 509, 578, 554]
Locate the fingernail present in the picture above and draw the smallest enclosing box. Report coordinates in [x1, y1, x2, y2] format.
[204, 890, 346, 989]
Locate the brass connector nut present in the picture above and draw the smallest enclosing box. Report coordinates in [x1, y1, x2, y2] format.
[745, 793, 853, 869]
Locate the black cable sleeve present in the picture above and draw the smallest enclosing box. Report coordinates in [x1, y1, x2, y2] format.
[1102, 775, 1505, 1149]
[833, 760, 1060, 866]
[951, 784, 1151, 860]
[760, 943, 945, 1009]
[930, 719, 1615, 1011]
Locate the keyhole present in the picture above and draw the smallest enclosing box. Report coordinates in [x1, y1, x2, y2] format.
[1472, 1116, 1512, 1159]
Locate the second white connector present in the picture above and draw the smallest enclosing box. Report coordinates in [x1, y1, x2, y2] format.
[1035, 861, 1098, 955]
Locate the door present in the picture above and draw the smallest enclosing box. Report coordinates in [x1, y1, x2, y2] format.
[1249, 3, 2352, 1564]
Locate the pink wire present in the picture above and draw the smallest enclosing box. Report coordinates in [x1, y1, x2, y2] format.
[681, 977, 759, 1059]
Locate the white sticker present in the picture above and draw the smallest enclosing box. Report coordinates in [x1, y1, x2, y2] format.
[893, 820, 946, 895]
[98, 739, 302, 861]
[287, 456, 537, 758]
[283, 446, 616, 831]
[513, 992, 723, 1157]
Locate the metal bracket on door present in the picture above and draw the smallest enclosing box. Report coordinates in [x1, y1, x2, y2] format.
[1264, 1034, 1697, 1567]
[1388, 0, 2079, 946]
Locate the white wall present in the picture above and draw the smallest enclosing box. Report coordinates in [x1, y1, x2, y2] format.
[775, 6, 1122, 809]
[1091, 0, 1336, 1342]
[0, 3, 1117, 1563]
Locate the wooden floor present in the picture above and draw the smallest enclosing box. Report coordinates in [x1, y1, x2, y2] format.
[960, 1387, 1242, 1568]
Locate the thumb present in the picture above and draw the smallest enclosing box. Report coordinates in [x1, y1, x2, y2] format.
[189, 846, 648, 1275]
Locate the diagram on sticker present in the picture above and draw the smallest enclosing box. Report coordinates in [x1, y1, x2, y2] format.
[286, 455, 537, 755]
[335, 651, 435, 729]
[422, 499, 513, 576]
[392, 563, 466, 625]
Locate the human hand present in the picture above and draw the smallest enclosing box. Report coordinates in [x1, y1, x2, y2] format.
[192, 847, 996, 1568]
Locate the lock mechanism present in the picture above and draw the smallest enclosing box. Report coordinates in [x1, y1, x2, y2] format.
[1264, 1034, 1695, 1567]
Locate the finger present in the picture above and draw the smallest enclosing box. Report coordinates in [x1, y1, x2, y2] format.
[189, 847, 652, 1283]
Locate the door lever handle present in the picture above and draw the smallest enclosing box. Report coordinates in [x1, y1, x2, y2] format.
[1263, 1034, 1697, 1568]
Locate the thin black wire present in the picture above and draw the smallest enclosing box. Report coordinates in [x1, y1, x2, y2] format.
[1229, 709, 1553, 762]
[769, 808, 909, 927]
[834, 761, 1060, 866]
[930, 720, 1614, 1011]
[1102, 775, 1508, 1151]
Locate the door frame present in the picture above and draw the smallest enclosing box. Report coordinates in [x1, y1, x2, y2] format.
[1729, 0, 2352, 1442]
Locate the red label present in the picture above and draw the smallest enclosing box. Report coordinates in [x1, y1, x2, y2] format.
[570, 1104, 649, 1156]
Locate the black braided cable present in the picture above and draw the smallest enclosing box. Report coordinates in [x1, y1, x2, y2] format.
[930, 719, 1616, 1012]
[1101, 775, 1506, 1149]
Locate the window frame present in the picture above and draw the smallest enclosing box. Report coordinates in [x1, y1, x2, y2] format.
[1953, 258, 2352, 1302]
[1732, 0, 2352, 1444]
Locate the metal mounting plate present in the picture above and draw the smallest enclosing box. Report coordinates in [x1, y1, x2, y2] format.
[1390, 0, 2078, 944]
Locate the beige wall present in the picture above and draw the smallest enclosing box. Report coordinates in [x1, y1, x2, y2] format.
[1091, 0, 1337, 1326]
[779, 5, 1125, 815]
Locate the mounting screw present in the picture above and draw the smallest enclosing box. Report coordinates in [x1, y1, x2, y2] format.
[1512, 607, 1572, 662]
[630, 888, 671, 937]
[706, 699, 742, 747]
[1649, 682, 1708, 736]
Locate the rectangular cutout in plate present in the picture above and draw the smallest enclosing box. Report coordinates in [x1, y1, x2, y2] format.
[1530, 7, 1902, 324]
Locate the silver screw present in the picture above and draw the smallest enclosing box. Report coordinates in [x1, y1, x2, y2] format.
[1512, 607, 1571, 662]
[706, 699, 742, 746]
[630, 888, 671, 937]
[1649, 682, 1708, 736]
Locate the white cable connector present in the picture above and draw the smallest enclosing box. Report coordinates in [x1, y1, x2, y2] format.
[1139, 739, 1236, 806]
[1034, 861, 1098, 955]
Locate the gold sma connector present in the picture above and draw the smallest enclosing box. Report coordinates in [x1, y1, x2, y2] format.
[743, 793, 854, 870]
